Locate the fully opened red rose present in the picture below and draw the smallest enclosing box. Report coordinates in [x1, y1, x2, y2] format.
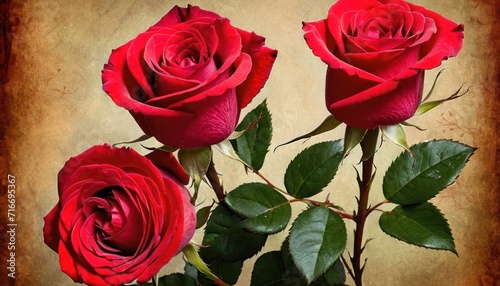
[303, 0, 463, 129]
[102, 5, 277, 149]
[43, 145, 195, 286]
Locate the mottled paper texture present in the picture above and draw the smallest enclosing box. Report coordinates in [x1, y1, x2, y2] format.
[1, 0, 498, 285]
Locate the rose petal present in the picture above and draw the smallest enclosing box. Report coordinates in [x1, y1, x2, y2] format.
[344, 45, 420, 80]
[43, 205, 62, 252]
[145, 149, 190, 185]
[408, 2, 464, 70]
[129, 53, 252, 148]
[328, 68, 424, 129]
[303, 18, 384, 83]
[325, 0, 382, 55]
[58, 240, 85, 283]
[151, 5, 221, 29]
[235, 28, 277, 108]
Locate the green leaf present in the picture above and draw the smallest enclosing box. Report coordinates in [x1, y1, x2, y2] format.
[225, 183, 292, 234]
[314, 259, 347, 286]
[274, 115, 342, 151]
[178, 146, 212, 192]
[343, 126, 367, 158]
[231, 99, 272, 170]
[280, 240, 308, 285]
[158, 273, 198, 286]
[289, 207, 347, 283]
[200, 204, 267, 261]
[195, 260, 243, 286]
[383, 140, 475, 205]
[196, 204, 213, 229]
[284, 141, 343, 199]
[379, 202, 456, 254]
[138, 273, 198, 286]
[251, 251, 288, 286]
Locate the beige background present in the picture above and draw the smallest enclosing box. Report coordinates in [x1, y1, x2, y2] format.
[1, 0, 499, 285]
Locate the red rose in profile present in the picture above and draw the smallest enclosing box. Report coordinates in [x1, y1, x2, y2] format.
[303, 0, 463, 129]
[102, 5, 277, 149]
[43, 145, 195, 285]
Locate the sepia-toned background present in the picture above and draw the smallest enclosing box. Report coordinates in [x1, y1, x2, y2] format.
[1, 0, 499, 285]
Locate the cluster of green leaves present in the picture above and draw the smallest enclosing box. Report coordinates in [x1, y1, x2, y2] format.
[379, 140, 475, 254]
[170, 100, 349, 285]
[137, 100, 474, 286]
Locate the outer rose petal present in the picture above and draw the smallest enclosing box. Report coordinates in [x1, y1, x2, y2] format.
[131, 87, 239, 148]
[43, 205, 61, 252]
[408, 2, 464, 70]
[177, 187, 196, 250]
[152, 5, 221, 29]
[303, 19, 384, 83]
[235, 29, 278, 108]
[146, 149, 190, 184]
[327, 67, 424, 129]
[128, 52, 253, 149]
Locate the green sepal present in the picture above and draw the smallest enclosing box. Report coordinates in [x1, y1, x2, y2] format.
[275, 115, 342, 151]
[360, 128, 380, 162]
[379, 202, 457, 254]
[415, 84, 469, 116]
[178, 146, 212, 193]
[140, 144, 178, 153]
[343, 126, 367, 158]
[381, 124, 414, 159]
[214, 139, 251, 168]
[113, 134, 153, 146]
[421, 68, 446, 103]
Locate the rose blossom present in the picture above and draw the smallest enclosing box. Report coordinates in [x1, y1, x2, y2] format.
[102, 5, 277, 149]
[303, 0, 464, 129]
[43, 145, 195, 285]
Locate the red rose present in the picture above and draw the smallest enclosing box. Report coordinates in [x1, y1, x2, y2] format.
[303, 0, 463, 129]
[102, 5, 277, 149]
[43, 145, 195, 286]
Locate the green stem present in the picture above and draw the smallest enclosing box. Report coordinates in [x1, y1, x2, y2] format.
[351, 129, 378, 286]
[288, 198, 354, 220]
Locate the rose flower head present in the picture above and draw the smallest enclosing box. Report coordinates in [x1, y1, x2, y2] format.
[43, 145, 195, 285]
[102, 5, 277, 149]
[303, 0, 464, 129]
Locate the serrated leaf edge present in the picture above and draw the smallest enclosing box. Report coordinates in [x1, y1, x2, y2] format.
[383, 139, 476, 204]
[379, 203, 457, 255]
